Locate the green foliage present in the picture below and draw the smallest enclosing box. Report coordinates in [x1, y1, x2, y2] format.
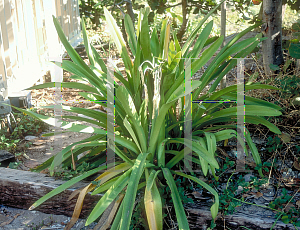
[0, 135, 19, 152]
[254, 161, 272, 172]
[216, 157, 235, 173]
[8, 161, 21, 169]
[269, 188, 300, 226]
[286, 19, 300, 59]
[164, 177, 194, 205]
[0, 109, 49, 153]
[273, 74, 300, 98]
[266, 136, 284, 153]
[19, 3, 283, 229]
[54, 161, 97, 180]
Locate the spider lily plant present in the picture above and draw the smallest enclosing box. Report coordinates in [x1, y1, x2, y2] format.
[17, 3, 282, 229]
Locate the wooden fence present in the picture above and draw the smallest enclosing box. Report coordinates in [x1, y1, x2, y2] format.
[0, 0, 82, 97]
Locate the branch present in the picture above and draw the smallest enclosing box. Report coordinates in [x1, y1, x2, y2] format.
[164, 2, 182, 9]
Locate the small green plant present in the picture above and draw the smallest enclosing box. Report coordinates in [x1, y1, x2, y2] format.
[269, 188, 300, 226]
[266, 136, 283, 153]
[0, 135, 19, 152]
[216, 157, 235, 174]
[249, 176, 268, 191]
[0, 109, 49, 154]
[10, 109, 49, 139]
[218, 178, 242, 215]
[254, 161, 272, 173]
[54, 161, 96, 180]
[288, 20, 300, 60]
[8, 161, 21, 169]
[273, 75, 300, 99]
[164, 177, 194, 205]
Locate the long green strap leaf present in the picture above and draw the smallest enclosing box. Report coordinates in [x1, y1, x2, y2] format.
[29, 165, 107, 210]
[162, 168, 190, 230]
[120, 152, 150, 230]
[86, 169, 132, 225]
[81, 17, 95, 67]
[124, 14, 137, 56]
[26, 82, 100, 95]
[173, 171, 219, 219]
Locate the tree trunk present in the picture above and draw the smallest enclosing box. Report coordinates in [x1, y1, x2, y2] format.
[125, 0, 135, 24]
[262, 0, 284, 75]
[177, 0, 188, 42]
[95, 10, 100, 27]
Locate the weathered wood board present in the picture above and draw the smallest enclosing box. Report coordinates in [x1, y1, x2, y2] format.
[0, 168, 101, 218]
[186, 205, 299, 230]
[0, 167, 299, 229]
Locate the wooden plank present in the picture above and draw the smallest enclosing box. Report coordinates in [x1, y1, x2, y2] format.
[55, 0, 62, 28]
[0, 20, 7, 95]
[31, 0, 40, 60]
[0, 166, 297, 229]
[43, 0, 62, 58]
[62, 0, 70, 39]
[68, 0, 74, 40]
[4, 0, 17, 73]
[39, 0, 47, 54]
[22, 0, 38, 64]
[0, 167, 101, 218]
[14, 0, 28, 67]
[0, 0, 12, 77]
[69, 0, 82, 47]
[32, 0, 46, 67]
[74, 0, 80, 36]
[186, 207, 298, 230]
[9, 0, 20, 68]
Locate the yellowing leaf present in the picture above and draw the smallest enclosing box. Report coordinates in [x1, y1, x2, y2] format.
[278, 133, 291, 143]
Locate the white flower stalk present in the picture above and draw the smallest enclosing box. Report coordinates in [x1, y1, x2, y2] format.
[152, 65, 162, 120]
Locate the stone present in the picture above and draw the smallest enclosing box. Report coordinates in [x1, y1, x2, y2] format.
[24, 136, 37, 141]
[0, 150, 15, 167]
[244, 173, 255, 182]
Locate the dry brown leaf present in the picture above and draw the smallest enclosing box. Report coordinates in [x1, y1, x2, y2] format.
[296, 200, 300, 208]
[254, 192, 263, 199]
[65, 184, 94, 230]
[242, 194, 250, 198]
[0, 212, 23, 227]
[94, 193, 125, 230]
[68, 187, 84, 201]
[192, 191, 203, 199]
[278, 133, 291, 143]
[293, 160, 300, 171]
[284, 203, 295, 212]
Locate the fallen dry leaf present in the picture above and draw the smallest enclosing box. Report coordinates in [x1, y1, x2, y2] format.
[242, 193, 251, 198]
[278, 133, 291, 143]
[284, 203, 295, 212]
[293, 160, 300, 171]
[296, 200, 300, 208]
[0, 212, 23, 227]
[192, 191, 203, 199]
[254, 192, 263, 199]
